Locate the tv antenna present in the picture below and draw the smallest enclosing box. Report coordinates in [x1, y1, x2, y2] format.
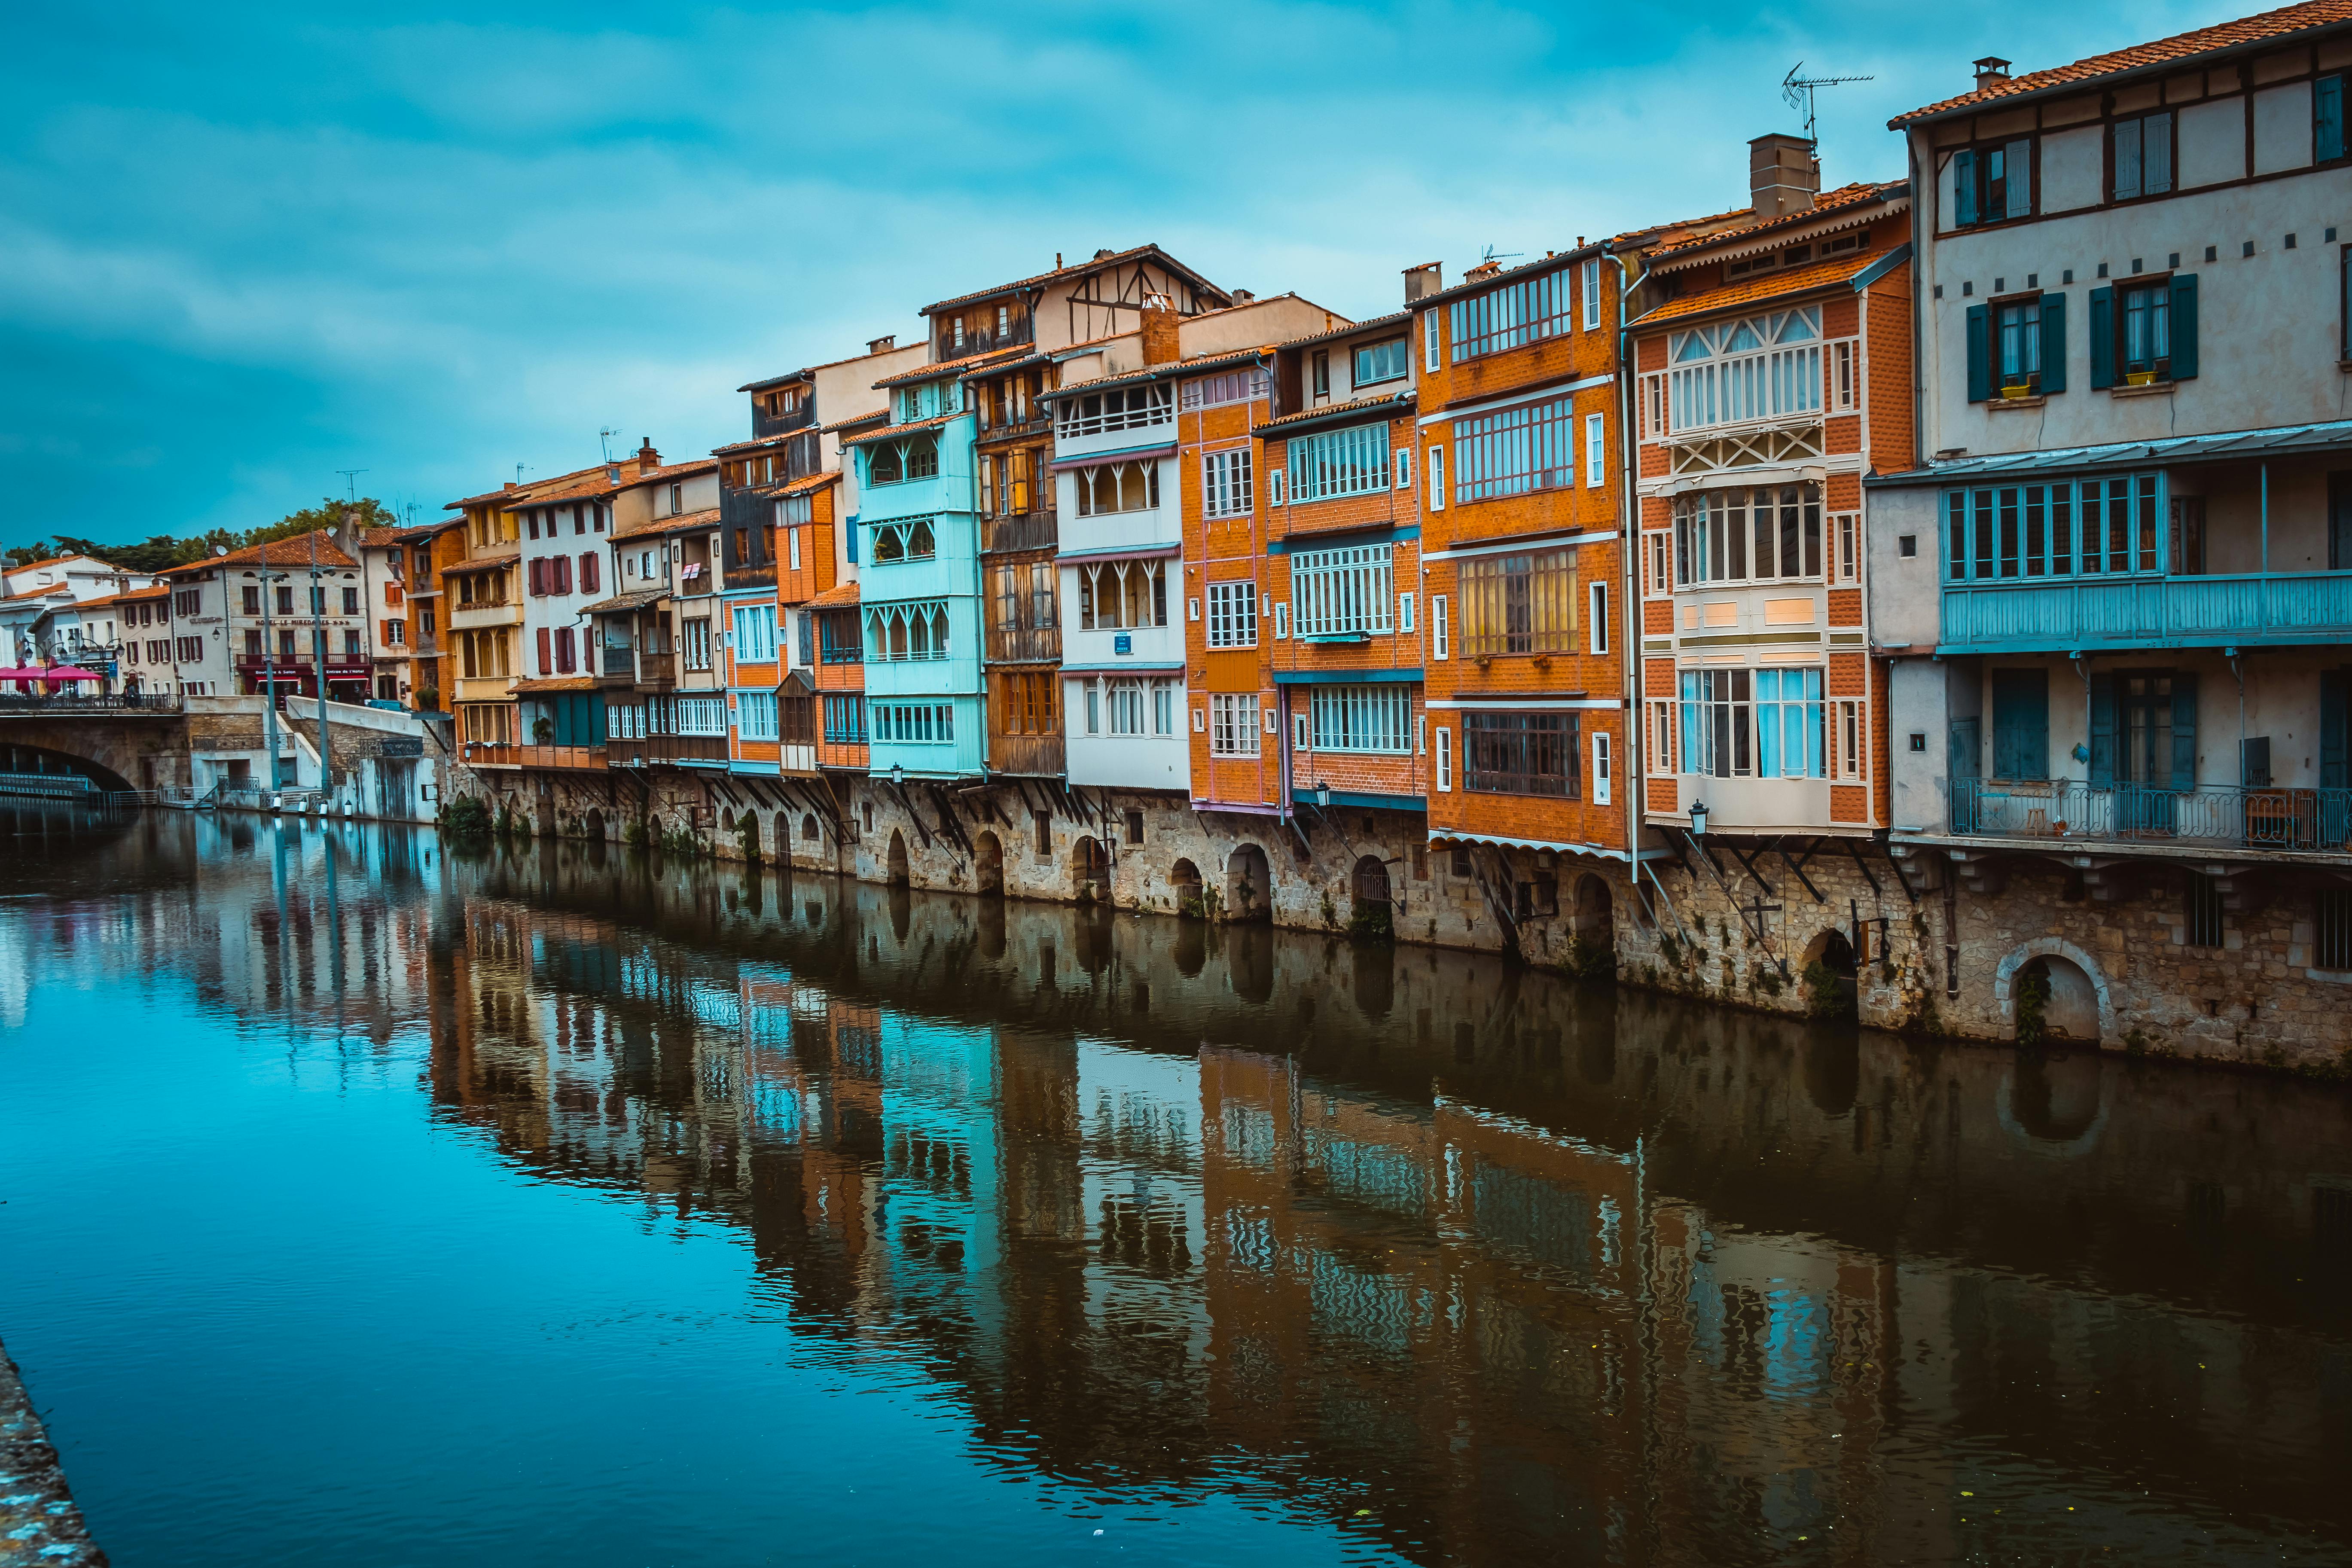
[335, 468, 369, 503]
[599, 428, 617, 462]
[515, 463, 529, 486]
[1782, 63, 1875, 146]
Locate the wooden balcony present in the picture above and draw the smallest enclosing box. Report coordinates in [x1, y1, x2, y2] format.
[1940, 571, 2352, 653]
[464, 742, 606, 771]
[607, 733, 730, 766]
[982, 509, 1057, 555]
[988, 731, 1065, 778]
[985, 624, 1061, 664]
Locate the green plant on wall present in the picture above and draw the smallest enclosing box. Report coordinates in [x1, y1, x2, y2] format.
[2015, 961, 2052, 1047]
[442, 796, 491, 845]
[1802, 960, 1854, 1020]
[737, 814, 761, 863]
[531, 716, 555, 745]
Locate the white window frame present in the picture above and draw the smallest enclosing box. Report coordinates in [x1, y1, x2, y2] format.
[1434, 725, 1453, 791]
[1415, 714, 1427, 755]
[1423, 310, 1441, 372]
[1201, 448, 1254, 518]
[1206, 580, 1258, 649]
[1393, 447, 1414, 491]
[1426, 446, 1445, 510]
[1591, 729, 1612, 805]
[1649, 698, 1678, 775]
[1293, 711, 1310, 750]
[1584, 412, 1606, 488]
[1398, 592, 1415, 634]
[1209, 693, 1259, 756]
[1267, 469, 1287, 507]
[1287, 424, 1389, 505]
[1431, 595, 1449, 659]
[1582, 257, 1602, 331]
[1290, 543, 1395, 638]
[1274, 602, 1290, 640]
[1588, 580, 1608, 654]
[1309, 684, 1412, 754]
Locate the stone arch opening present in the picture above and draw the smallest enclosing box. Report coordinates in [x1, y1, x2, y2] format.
[1801, 927, 1859, 1019]
[1994, 939, 2114, 1046]
[1170, 857, 1205, 919]
[0, 740, 135, 796]
[2007, 1050, 2106, 1144]
[1073, 835, 1108, 902]
[886, 829, 910, 886]
[975, 830, 1005, 897]
[801, 813, 819, 842]
[1572, 874, 1613, 946]
[720, 806, 736, 833]
[1224, 843, 1272, 924]
[1349, 855, 1393, 939]
[583, 807, 605, 842]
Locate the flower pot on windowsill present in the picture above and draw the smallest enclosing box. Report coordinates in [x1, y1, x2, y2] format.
[2125, 370, 2156, 387]
[2000, 384, 2032, 400]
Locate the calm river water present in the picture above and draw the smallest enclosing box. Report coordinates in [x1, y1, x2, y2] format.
[3, 806, 2351, 1566]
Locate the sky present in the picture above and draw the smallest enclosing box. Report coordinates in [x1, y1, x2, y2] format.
[0, 0, 2247, 551]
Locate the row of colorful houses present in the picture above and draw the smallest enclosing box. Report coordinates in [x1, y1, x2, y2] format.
[75, 2, 2352, 1060]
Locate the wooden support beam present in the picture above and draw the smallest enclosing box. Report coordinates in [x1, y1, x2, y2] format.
[1777, 839, 1827, 904]
[1727, 839, 1778, 900]
[1839, 834, 1882, 897]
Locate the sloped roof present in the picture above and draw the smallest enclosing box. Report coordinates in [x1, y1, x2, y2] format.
[510, 675, 601, 694]
[1, 554, 113, 577]
[580, 588, 670, 616]
[1282, 310, 1405, 350]
[843, 411, 962, 446]
[805, 580, 862, 608]
[1040, 343, 1275, 404]
[1649, 182, 1907, 265]
[1636, 249, 1898, 327]
[1891, 0, 2352, 126]
[1255, 389, 1415, 435]
[169, 530, 357, 574]
[921, 244, 1229, 317]
[872, 345, 1028, 388]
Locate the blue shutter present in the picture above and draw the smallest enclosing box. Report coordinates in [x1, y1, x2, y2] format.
[2169, 272, 2199, 380]
[2319, 73, 2346, 162]
[1965, 304, 1991, 403]
[2088, 674, 2117, 786]
[1952, 150, 1978, 227]
[2169, 671, 2198, 787]
[2088, 287, 2115, 390]
[2039, 292, 2067, 394]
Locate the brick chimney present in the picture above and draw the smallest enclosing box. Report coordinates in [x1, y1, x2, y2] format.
[1141, 292, 1180, 366]
[867, 334, 895, 354]
[1463, 258, 1503, 283]
[1403, 262, 1443, 303]
[636, 437, 661, 475]
[1974, 55, 2012, 90]
[1748, 133, 1819, 223]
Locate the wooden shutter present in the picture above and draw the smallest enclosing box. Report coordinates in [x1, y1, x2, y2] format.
[2087, 674, 2117, 786]
[2088, 288, 2115, 390]
[536, 627, 552, 675]
[1965, 304, 1990, 403]
[2039, 291, 2067, 394]
[2321, 670, 2348, 789]
[2169, 273, 2199, 380]
[1952, 149, 1977, 227]
[2319, 73, 2346, 162]
[2169, 671, 2198, 787]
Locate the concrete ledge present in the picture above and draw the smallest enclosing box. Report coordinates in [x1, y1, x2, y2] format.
[0, 1336, 107, 1566]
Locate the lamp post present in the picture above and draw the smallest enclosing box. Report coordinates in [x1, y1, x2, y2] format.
[309, 531, 333, 807]
[1689, 801, 1709, 838]
[255, 568, 290, 791]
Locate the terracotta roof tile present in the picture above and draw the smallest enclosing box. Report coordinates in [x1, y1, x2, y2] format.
[449, 549, 521, 572]
[819, 408, 889, 434]
[1254, 389, 1415, 434]
[2, 554, 111, 576]
[1281, 311, 1400, 350]
[1650, 182, 1907, 263]
[1892, 0, 2352, 125]
[921, 244, 1228, 318]
[168, 530, 358, 574]
[580, 588, 670, 616]
[843, 411, 961, 445]
[777, 471, 839, 497]
[1636, 249, 1901, 327]
[871, 345, 1028, 388]
[510, 675, 601, 694]
[1040, 343, 1275, 404]
[805, 580, 862, 608]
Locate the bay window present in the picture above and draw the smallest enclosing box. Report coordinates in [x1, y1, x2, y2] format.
[1210, 693, 1259, 757]
[1287, 423, 1389, 503]
[1290, 543, 1394, 638]
[1309, 684, 1412, 753]
[1458, 548, 1577, 656]
[1461, 711, 1578, 797]
[1672, 484, 1823, 584]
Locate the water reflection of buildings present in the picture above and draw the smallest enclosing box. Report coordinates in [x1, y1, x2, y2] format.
[17, 818, 2352, 1564]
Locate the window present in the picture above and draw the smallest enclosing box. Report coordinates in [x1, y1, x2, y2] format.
[1836, 516, 1860, 583]
[2119, 280, 2171, 379]
[867, 436, 939, 486]
[1681, 669, 1750, 778]
[1581, 257, 1602, 331]
[1665, 307, 1821, 434]
[342, 628, 362, 657]
[1673, 484, 1823, 584]
[681, 618, 712, 671]
[1392, 446, 1413, 491]
[277, 586, 294, 615]
[869, 519, 936, 563]
[731, 604, 778, 663]
[1649, 699, 1678, 774]
[1078, 559, 1168, 630]
[2184, 871, 2224, 949]
[1588, 581, 1608, 654]
[339, 586, 359, 614]
[1753, 668, 1824, 778]
[1206, 581, 1257, 647]
[1209, 693, 1259, 756]
[1833, 341, 1856, 409]
[1082, 681, 1100, 734]
[1153, 680, 1175, 736]
[822, 695, 866, 744]
[871, 702, 955, 744]
[2318, 888, 2352, 970]
[733, 692, 779, 741]
[1201, 449, 1253, 518]
[580, 553, 600, 594]
[1073, 460, 1158, 516]
[867, 601, 950, 661]
[1462, 711, 1578, 796]
[1942, 475, 2161, 582]
[1426, 446, 1445, 509]
[1458, 548, 1576, 656]
[992, 670, 1059, 738]
[1953, 137, 2034, 226]
[1452, 394, 1576, 501]
[555, 627, 577, 673]
[819, 612, 862, 664]
[1591, 730, 1611, 805]
[1311, 350, 1330, 401]
[1310, 684, 1411, 753]
[1398, 591, 1415, 633]
[1434, 724, 1453, 790]
[1646, 531, 1672, 595]
[242, 586, 260, 615]
[1292, 543, 1394, 638]
[1181, 367, 1271, 410]
[1448, 265, 1573, 361]
[1423, 309, 1440, 372]
[1268, 469, 1286, 507]
[1274, 602, 1290, 640]
[1353, 338, 1409, 385]
[675, 695, 727, 734]
[1106, 679, 1150, 736]
[1996, 295, 2042, 393]
[1431, 595, 1449, 659]
[2111, 110, 2174, 201]
[1287, 424, 1389, 503]
[2321, 73, 2349, 164]
[1057, 382, 1172, 439]
[787, 528, 801, 571]
[1837, 699, 1862, 779]
[1584, 412, 1606, 487]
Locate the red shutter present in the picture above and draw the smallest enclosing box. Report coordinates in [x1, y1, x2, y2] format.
[528, 558, 546, 596]
[537, 628, 552, 674]
[581, 553, 600, 594]
[556, 628, 576, 673]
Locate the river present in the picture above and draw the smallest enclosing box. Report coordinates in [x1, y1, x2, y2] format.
[3, 805, 2349, 1566]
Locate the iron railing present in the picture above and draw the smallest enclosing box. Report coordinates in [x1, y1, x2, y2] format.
[983, 509, 1058, 555]
[1950, 776, 2352, 852]
[0, 692, 184, 714]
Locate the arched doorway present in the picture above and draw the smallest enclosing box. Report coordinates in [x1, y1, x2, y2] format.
[2016, 955, 2101, 1044]
[886, 829, 910, 886]
[1348, 855, 1393, 939]
[1170, 857, 1205, 919]
[1224, 844, 1272, 923]
[583, 807, 605, 842]
[1802, 929, 1859, 1019]
[1572, 874, 1612, 944]
[1073, 836, 1108, 903]
[975, 830, 1005, 897]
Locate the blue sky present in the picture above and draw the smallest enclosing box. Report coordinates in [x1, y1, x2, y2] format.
[0, 0, 2241, 548]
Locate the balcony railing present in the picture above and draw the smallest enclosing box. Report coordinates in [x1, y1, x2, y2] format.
[985, 624, 1061, 664]
[601, 646, 636, 677]
[607, 733, 730, 766]
[1941, 572, 2352, 650]
[1950, 776, 2352, 853]
[988, 732, 1066, 778]
[722, 562, 778, 591]
[0, 693, 183, 714]
[464, 742, 607, 771]
[983, 509, 1058, 555]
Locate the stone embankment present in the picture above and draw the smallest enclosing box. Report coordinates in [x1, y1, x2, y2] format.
[0, 1339, 106, 1567]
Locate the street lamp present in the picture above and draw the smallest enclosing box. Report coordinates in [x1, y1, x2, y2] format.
[1312, 780, 1332, 808]
[890, 762, 904, 786]
[1689, 800, 1709, 837]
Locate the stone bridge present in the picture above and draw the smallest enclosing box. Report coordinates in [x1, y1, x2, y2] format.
[0, 701, 191, 792]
